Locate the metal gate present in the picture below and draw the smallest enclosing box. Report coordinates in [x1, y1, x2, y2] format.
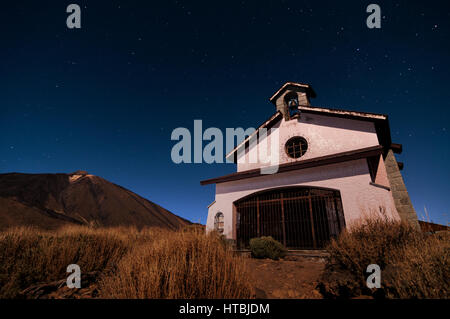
[235, 187, 345, 249]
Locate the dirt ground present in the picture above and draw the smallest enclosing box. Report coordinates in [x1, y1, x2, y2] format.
[246, 256, 326, 299]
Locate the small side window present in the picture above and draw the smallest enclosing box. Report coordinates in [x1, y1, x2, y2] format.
[214, 212, 224, 234]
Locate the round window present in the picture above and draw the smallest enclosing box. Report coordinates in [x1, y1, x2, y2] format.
[285, 136, 308, 158]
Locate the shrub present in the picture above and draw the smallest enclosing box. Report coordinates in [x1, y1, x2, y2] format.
[318, 216, 449, 299]
[99, 230, 253, 298]
[249, 236, 287, 260]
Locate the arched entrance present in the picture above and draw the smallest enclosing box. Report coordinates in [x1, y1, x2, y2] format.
[235, 187, 345, 249]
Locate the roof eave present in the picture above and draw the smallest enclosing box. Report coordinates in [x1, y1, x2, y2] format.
[201, 145, 384, 185]
[225, 111, 283, 162]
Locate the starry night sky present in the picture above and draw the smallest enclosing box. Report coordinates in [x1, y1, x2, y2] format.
[1, 1, 449, 225]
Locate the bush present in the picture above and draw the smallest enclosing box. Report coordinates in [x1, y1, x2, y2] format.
[318, 216, 450, 299]
[249, 236, 287, 260]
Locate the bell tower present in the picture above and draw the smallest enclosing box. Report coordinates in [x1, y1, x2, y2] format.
[269, 82, 317, 120]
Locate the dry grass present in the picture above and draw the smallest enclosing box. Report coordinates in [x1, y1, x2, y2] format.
[0, 226, 130, 298]
[0, 225, 253, 299]
[320, 213, 449, 299]
[382, 231, 449, 298]
[99, 229, 253, 298]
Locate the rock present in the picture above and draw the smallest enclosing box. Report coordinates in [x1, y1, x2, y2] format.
[19, 271, 101, 299]
[254, 288, 267, 299]
[317, 269, 363, 298]
[71, 170, 88, 176]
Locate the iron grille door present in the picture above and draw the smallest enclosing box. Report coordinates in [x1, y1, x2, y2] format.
[235, 187, 345, 249]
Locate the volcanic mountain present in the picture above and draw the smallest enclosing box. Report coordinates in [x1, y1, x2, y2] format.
[0, 171, 190, 230]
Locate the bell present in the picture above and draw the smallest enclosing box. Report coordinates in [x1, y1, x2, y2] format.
[288, 98, 299, 109]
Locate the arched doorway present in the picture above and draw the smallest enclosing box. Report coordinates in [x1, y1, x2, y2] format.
[234, 187, 345, 249]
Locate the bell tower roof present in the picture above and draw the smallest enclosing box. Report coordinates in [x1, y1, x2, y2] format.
[269, 82, 317, 104]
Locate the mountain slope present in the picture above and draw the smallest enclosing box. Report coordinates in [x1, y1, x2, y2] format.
[0, 171, 190, 230]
